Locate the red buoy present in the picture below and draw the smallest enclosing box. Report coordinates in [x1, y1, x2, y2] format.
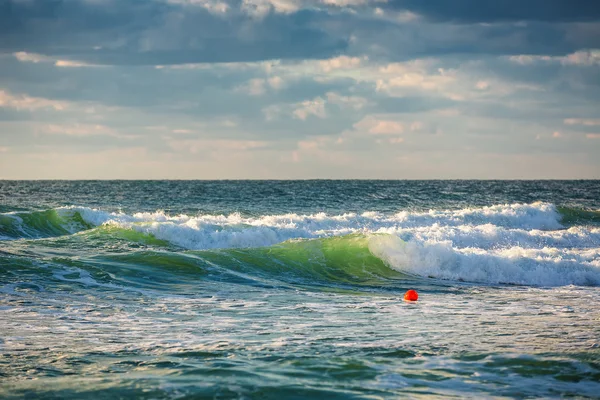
[404, 289, 418, 302]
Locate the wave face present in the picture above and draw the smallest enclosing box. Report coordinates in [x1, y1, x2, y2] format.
[0, 209, 92, 240]
[2, 202, 599, 287]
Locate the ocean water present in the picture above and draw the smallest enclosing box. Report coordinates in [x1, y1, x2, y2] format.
[1, 180, 599, 399]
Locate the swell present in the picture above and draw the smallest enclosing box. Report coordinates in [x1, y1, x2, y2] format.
[0, 235, 404, 293]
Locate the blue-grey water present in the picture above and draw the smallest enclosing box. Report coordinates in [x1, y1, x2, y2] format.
[1, 180, 600, 399]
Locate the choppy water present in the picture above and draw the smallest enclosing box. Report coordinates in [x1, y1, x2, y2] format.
[1, 180, 599, 399]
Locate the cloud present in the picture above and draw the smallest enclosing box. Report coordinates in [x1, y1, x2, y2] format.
[292, 96, 326, 120]
[1, 0, 600, 178]
[375, 67, 456, 96]
[319, 55, 364, 72]
[166, 0, 230, 14]
[0, 0, 348, 65]
[39, 123, 137, 139]
[325, 92, 368, 110]
[167, 138, 269, 153]
[4, 0, 597, 72]
[236, 76, 285, 95]
[237, 78, 267, 96]
[0, 89, 69, 111]
[261, 89, 370, 124]
[354, 116, 404, 135]
[509, 49, 600, 66]
[13, 52, 98, 68]
[383, 0, 600, 23]
[564, 118, 600, 126]
[241, 0, 303, 17]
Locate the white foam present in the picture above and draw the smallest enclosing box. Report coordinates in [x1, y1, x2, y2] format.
[375, 224, 600, 250]
[368, 235, 600, 287]
[55, 202, 569, 250]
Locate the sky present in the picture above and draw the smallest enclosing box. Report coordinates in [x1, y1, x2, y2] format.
[0, 0, 599, 179]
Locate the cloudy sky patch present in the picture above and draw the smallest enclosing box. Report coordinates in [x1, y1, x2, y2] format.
[0, 0, 599, 178]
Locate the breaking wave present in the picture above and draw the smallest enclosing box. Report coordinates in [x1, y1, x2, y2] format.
[1, 202, 599, 287]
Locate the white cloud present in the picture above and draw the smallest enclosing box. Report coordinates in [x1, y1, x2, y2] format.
[238, 78, 267, 96]
[0, 89, 69, 111]
[509, 50, 600, 66]
[561, 50, 600, 66]
[267, 76, 285, 90]
[13, 52, 98, 68]
[586, 133, 600, 139]
[375, 62, 458, 97]
[297, 139, 324, 150]
[237, 76, 285, 95]
[14, 52, 50, 63]
[320, 0, 368, 6]
[354, 116, 404, 135]
[372, 8, 419, 23]
[475, 81, 490, 90]
[319, 55, 364, 72]
[508, 55, 552, 65]
[241, 0, 301, 17]
[54, 60, 93, 68]
[166, 0, 229, 14]
[564, 118, 600, 126]
[292, 97, 326, 120]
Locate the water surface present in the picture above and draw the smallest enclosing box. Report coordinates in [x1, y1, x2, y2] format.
[1, 180, 599, 399]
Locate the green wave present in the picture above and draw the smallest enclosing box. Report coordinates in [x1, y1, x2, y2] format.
[84, 225, 172, 247]
[81, 234, 406, 291]
[197, 234, 403, 286]
[0, 209, 93, 239]
[558, 206, 600, 225]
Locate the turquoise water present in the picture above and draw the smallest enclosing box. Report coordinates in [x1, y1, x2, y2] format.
[1, 180, 600, 399]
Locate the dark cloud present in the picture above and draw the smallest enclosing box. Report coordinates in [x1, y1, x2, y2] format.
[387, 0, 600, 23]
[2, 0, 599, 67]
[0, 0, 347, 64]
[350, 20, 600, 61]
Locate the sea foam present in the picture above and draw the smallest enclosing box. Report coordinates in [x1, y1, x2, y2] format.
[368, 235, 600, 286]
[57, 202, 567, 249]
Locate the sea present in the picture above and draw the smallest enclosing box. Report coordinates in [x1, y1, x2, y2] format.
[1, 180, 599, 399]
